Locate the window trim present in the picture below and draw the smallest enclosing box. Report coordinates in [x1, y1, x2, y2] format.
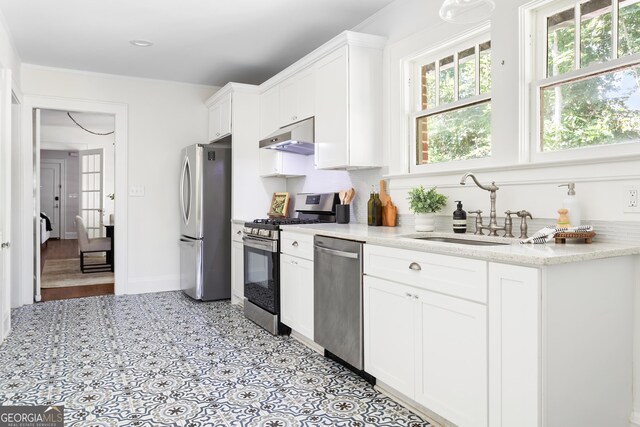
[408, 29, 493, 174]
[528, 0, 640, 164]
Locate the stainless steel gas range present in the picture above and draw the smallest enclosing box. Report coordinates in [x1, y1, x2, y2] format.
[242, 192, 340, 335]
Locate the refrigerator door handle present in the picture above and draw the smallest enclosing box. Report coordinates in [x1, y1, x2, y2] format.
[179, 237, 195, 244]
[180, 156, 191, 225]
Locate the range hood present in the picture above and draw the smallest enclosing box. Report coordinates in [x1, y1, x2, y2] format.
[259, 117, 314, 155]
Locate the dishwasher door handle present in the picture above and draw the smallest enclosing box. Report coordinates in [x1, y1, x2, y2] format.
[314, 245, 359, 259]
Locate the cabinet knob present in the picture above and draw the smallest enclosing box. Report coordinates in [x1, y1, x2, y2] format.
[409, 262, 421, 271]
[292, 241, 299, 247]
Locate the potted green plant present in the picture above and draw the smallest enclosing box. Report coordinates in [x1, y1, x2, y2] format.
[407, 185, 448, 231]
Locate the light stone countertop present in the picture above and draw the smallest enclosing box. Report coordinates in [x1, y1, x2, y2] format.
[231, 219, 247, 225]
[280, 223, 640, 266]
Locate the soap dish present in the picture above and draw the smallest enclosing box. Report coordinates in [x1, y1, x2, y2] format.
[554, 231, 596, 244]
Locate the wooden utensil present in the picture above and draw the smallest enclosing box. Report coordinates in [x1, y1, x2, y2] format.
[379, 180, 390, 207]
[382, 200, 397, 226]
[339, 190, 346, 205]
[345, 188, 355, 205]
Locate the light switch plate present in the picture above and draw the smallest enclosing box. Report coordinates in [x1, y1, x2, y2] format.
[129, 186, 145, 197]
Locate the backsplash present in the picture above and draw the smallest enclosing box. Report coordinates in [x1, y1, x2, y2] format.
[396, 214, 640, 244]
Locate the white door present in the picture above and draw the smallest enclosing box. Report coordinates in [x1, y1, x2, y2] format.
[415, 289, 488, 427]
[0, 68, 12, 342]
[40, 161, 61, 239]
[79, 149, 104, 238]
[363, 276, 416, 399]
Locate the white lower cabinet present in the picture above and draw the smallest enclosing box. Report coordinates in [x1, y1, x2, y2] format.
[231, 240, 244, 305]
[414, 289, 487, 427]
[280, 253, 314, 341]
[364, 276, 416, 398]
[364, 274, 487, 427]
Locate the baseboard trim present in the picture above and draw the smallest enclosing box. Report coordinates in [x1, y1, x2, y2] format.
[290, 330, 324, 355]
[125, 276, 181, 295]
[375, 381, 447, 427]
[630, 412, 640, 427]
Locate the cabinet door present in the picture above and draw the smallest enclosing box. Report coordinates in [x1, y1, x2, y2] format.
[260, 85, 280, 138]
[415, 290, 487, 427]
[279, 77, 298, 127]
[208, 104, 221, 142]
[363, 276, 416, 399]
[314, 45, 349, 169]
[218, 93, 232, 137]
[231, 241, 244, 304]
[295, 67, 315, 122]
[280, 254, 314, 340]
[488, 263, 539, 427]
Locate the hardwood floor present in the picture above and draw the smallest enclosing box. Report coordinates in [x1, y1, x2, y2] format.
[41, 283, 114, 301]
[40, 239, 114, 301]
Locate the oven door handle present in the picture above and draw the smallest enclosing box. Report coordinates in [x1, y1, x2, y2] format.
[243, 236, 277, 252]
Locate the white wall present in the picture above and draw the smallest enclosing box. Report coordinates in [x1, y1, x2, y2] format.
[0, 10, 20, 87]
[288, 0, 640, 226]
[21, 65, 218, 294]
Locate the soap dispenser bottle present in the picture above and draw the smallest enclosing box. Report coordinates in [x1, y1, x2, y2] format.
[558, 183, 581, 227]
[453, 200, 467, 234]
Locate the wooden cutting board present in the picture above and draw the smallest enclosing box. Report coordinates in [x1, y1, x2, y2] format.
[379, 179, 390, 206]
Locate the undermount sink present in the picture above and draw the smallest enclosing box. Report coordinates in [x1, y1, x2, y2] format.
[413, 236, 511, 246]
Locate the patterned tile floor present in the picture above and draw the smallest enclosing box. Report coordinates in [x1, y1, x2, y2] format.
[0, 291, 430, 426]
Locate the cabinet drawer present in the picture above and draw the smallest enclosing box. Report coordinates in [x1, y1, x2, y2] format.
[231, 224, 244, 243]
[364, 244, 487, 303]
[281, 231, 314, 260]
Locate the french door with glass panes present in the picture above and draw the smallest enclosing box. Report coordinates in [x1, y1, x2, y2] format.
[79, 149, 104, 238]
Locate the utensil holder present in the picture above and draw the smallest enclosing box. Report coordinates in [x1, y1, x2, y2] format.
[336, 205, 350, 224]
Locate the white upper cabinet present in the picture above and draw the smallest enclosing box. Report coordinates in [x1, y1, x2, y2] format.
[314, 36, 385, 170]
[258, 31, 387, 171]
[279, 67, 315, 127]
[207, 89, 232, 142]
[259, 85, 280, 138]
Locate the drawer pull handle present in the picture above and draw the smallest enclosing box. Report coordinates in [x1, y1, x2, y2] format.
[413, 295, 419, 300]
[291, 260, 298, 265]
[236, 230, 241, 235]
[405, 292, 412, 298]
[292, 241, 299, 247]
[409, 262, 421, 271]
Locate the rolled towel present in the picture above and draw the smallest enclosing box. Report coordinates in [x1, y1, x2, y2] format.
[521, 225, 594, 244]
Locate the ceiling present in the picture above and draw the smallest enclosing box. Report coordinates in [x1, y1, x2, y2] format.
[0, 0, 395, 86]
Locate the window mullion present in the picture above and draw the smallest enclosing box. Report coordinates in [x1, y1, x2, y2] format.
[435, 60, 440, 107]
[574, 1, 581, 69]
[612, 0, 619, 59]
[454, 51, 459, 101]
[475, 44, 481, 95]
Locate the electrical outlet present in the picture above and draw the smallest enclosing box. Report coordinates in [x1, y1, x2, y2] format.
[624, 186, 639, 213]
[129, 186, 145, 197]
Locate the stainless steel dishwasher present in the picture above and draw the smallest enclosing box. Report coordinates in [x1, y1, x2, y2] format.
[314, 235, 364, 370]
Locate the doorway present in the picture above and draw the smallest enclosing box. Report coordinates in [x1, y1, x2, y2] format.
[37, 109, 116, 301]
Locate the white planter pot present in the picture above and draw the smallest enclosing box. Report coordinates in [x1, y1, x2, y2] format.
[415, 213, 436, 232]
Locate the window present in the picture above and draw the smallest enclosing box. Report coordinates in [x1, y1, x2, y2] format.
[412, 36, 492, 167]
[534, 0, 640, 156]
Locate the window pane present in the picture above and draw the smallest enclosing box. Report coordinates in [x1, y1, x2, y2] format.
[458, 47, 476, 100]
[547, 8, 575, 77]
[421, 62, 437, 109]
[580, 0, 613, 68]
[541, 64, 640, 152]
[619, 0, 640, 57]
[479, 41, 492, 93]
[439, 55, 455, 104]
[416, 101, 491, 164]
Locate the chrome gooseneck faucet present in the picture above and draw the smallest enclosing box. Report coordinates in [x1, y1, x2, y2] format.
[460, 172, 505, 237]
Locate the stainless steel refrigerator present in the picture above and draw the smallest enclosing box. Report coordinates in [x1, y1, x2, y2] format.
[179, 142, 231, 301]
